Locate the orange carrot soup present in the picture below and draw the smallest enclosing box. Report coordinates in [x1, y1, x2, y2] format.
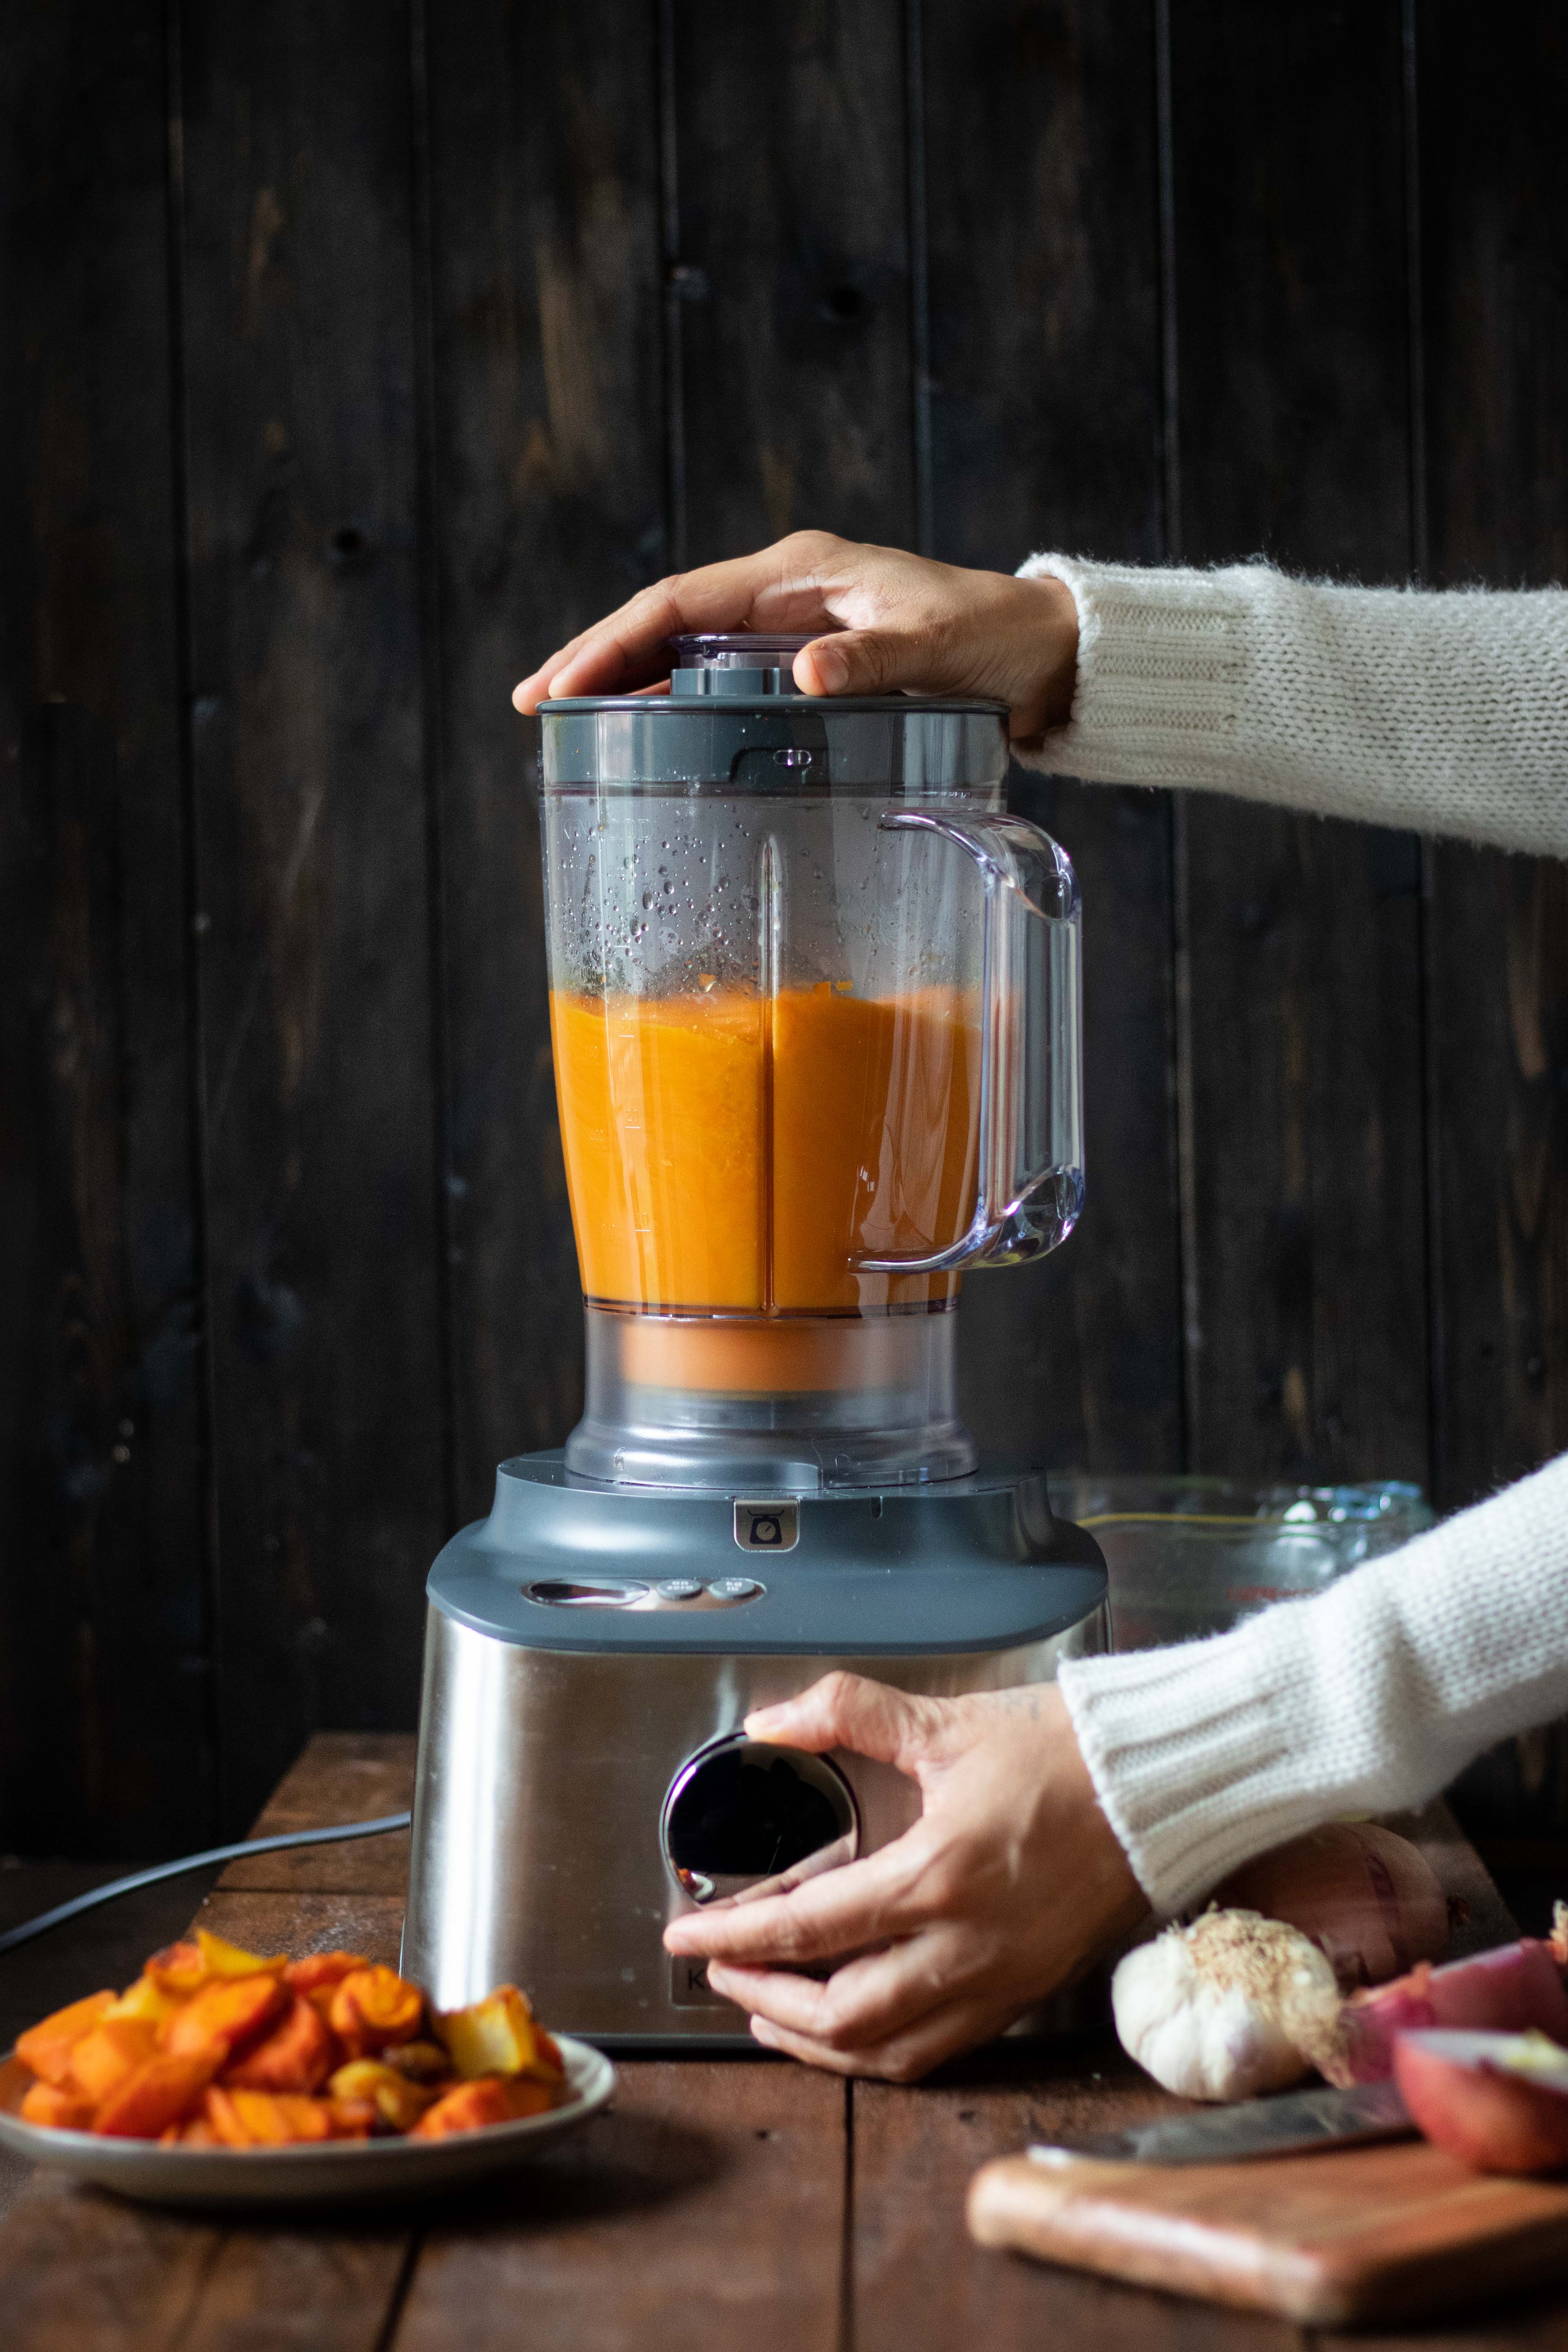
[549, 983, 979, 1315]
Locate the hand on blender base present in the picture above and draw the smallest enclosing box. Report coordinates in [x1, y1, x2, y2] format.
[512, 530, 1078, 741]
[662, 1673, 1146, 2081]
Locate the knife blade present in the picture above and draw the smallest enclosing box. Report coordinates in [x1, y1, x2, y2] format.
[1030, 2078, 1412, 2167]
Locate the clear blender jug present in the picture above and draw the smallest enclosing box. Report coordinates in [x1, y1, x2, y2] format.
[539, 635, 1084, 1490]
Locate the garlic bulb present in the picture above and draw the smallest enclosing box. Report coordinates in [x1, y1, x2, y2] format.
[1111, 1908, 1341, 2101]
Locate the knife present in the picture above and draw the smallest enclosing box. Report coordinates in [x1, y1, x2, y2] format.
[1030, 2078, 1413, 2167]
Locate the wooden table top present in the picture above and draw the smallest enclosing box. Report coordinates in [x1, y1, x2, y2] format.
[1, 1733, 1564, 2350]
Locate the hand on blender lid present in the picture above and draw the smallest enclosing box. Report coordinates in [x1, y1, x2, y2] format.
[511, 528, 1079, 739]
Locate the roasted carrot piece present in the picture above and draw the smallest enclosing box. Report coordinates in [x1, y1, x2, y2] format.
[329, 1965, 424, 2056]
[92, 2052, 218, 2139]
[283, 1952, 367, 1997]
[220, 1994, 336, 2093]
[326, 2060, 440, 2132]
[409, 2077, 515, 2137]
[380, 2039, 452, 2083]
[15, 1990, 117, 2086]
[163, 1974, 287, 2065]
[67, 2019, 161, 2106]
[326, 2097, 378, 2139]
[144, 1941, 207, 1996]
[20, 2082, 94, 2131]
[204, 2087, 336, 2146]
[147, 1930, 285, 1996]
[194, 1929, 286, 1981]
[410, 2075, 553, 2137]
[434, 1985, 558, 2082]
[99, 1975, 181, 2030]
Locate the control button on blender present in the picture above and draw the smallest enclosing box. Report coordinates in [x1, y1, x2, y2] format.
[709, 1576, 762, 1601]
[653, 1578, 704, 1602]
[524, 1578, 650, 1608]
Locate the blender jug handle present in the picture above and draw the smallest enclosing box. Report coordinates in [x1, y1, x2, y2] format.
[853, 809, 1085, 1274]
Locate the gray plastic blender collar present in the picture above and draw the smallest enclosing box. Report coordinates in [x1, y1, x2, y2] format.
[424, 1452, 1108, 1657]
[537, 700, 1010, 790]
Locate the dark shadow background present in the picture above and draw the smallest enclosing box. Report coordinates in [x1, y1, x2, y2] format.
[0, 0, 1564, 1863]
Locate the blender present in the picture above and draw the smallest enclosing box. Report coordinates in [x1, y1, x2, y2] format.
[402, 635, 1109, 2046]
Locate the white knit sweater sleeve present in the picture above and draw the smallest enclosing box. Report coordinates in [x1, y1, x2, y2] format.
[1058, 1453, 1568, 1916]
[1014, 554, 1568, 860]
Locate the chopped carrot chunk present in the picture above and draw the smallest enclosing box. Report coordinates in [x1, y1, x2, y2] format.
[67, 2019, 160, 2106]
[326, 2059, 442, 2132]
[434, 1985, 559, 2082]
[146, 1930, 285, 1996]
[380, 2039, 451, 2083]
[20, 2082, 94, 2131]
[411, 2075, 555, 2138]
[99, 1976, 181, 2030]
[220, 1994, 336, 2094]
[92, 2053, 218, 2139]
[283, 1951, 367, 1997]
[15, 1991, 117, 2086]
[163, 1974, 287, 2065]
[329, 1965, 424, 2056]
[204, 2087, 338, 2147]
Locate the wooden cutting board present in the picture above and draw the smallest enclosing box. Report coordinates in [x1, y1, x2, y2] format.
[967, 2139, 1568, 2327]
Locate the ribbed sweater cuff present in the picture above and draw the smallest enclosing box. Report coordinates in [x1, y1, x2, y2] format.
[1014, 552, 1247, 788]
[1056, 1629, 1322, 1917]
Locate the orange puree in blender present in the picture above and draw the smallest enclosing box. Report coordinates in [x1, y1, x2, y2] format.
[549, 985, 979, 1314]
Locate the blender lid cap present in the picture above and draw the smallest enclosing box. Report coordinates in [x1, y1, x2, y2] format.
[668, 631, 829, 699]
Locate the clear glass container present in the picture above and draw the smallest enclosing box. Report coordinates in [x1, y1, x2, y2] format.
[1049, 1474, 1435, 1649]
[538, 635, 1085, 1490]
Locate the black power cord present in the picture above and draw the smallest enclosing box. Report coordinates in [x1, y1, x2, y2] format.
[0, 1813, 413, 1957]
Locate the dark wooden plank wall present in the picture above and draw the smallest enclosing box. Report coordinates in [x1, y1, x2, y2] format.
[1, 0, 1564, 1853]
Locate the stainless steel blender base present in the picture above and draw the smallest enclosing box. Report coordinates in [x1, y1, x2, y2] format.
[404, 1611, 1105, 2043]
[402, 1456, 1109, 2046]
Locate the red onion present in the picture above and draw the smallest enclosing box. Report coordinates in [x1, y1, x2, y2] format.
[1215, 1824, 1450, 1988]
[1322, 1911, 1568, 2086]
[1394, 2028, 1568, 2174]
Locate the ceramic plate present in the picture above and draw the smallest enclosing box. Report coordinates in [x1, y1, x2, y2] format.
[0, 2036, 616, 2208]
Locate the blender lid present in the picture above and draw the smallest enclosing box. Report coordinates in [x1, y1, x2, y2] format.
[536, 633, 1009, 789]
[537, 629, 1006, 717]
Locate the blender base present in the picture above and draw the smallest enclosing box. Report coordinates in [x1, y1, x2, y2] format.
[403, 1453, 1109, 2046]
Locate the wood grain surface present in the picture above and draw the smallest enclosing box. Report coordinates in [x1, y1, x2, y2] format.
[920, 0, 1184, 1478]
[421, 0, 665, 1513]
[1170, 0, 1431, 1488]
[178, 0, 446, 1833]
[216, 1728, 415, 1893]
[968, 2142, 1568, 2328]
[0, 0, 215, 1857]
[1419, 0, 1568, 1509]
[670, 0, 917, 564]
[1, 0, 1566, 1872]
[398, 2064, 846, 2352]
[1, 1734, 1562, 2349]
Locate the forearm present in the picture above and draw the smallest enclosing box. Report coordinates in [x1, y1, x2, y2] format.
[1016, 554, 1568, 861]
[1059, 1451, 1568, 1917]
